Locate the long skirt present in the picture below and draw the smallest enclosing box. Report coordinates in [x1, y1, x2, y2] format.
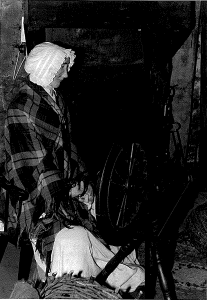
[31, 226, 145, 292]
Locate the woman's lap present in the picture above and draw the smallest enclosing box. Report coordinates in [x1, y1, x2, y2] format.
[32, 226, 145, 292]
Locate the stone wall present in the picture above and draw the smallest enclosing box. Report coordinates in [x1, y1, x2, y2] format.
[0, 0, 26, 164]
[170, 1, 201, 162]
[171, 34, 197, 159]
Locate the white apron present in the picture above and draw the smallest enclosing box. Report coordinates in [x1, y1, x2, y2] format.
[31, 188, 145, 292]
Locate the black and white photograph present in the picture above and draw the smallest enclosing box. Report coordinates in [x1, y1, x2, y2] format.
[0, 1, 205, 299]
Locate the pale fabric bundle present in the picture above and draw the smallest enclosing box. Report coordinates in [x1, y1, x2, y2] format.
[31, 189, 145, 293]
[24, 42, 75, 87]
[50, 226, 145, 292]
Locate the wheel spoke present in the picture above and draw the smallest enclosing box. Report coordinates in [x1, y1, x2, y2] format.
[109, 180, 127, 190]
[113, 168, 126, 183]
[116, 193, 127, 227]
[96, 142, 148, 244]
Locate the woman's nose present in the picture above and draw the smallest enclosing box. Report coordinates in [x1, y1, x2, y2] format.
[62, 70, 68, 79]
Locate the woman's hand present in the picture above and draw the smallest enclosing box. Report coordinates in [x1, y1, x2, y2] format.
[77, 184, 94, 212]
[69, 181, 84, 198]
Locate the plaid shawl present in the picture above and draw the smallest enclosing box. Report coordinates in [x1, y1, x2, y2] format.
[3, 80, 96, 258]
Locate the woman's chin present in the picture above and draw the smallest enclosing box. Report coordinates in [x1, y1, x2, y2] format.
[52, 82, 61, 89]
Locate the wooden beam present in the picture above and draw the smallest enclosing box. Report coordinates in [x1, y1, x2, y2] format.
[27, 1, 195, 31]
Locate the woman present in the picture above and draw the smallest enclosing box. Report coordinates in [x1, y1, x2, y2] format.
[3, 42, 145, 294]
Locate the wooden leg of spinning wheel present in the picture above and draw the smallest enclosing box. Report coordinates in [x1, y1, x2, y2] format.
[145, 237, 157, 299]
[154, 242, 177, 300]
[163, 234, 178, 272]
[18, 240, 34, 281]
[0, 234, 8, 264]
[46, 250, 52, 277]
[95, 240, 139, 285]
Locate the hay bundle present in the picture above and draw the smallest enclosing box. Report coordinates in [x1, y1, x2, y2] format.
[185, 201, 207, 255]
[40, 273, 122, 299]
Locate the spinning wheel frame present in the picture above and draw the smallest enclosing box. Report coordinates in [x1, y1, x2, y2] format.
[96, 142, 148, 246]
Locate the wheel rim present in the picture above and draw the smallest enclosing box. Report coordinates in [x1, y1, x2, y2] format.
[96, 142, 148, 244]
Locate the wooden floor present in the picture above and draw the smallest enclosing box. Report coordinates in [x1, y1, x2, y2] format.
[154, 281, 206, 300]
[0, 242, 20, 299]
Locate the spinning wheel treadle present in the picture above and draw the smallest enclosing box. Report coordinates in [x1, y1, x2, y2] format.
[96, 142, 148, 245]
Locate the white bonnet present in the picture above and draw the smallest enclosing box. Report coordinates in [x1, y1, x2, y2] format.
[24, 42, 76, 87]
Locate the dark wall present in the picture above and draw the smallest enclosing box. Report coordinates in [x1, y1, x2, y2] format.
[60, 62, 151, 173]
[0, 0, 198, 169]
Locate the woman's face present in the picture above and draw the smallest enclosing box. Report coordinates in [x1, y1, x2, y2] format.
[50, 58, 70, 89]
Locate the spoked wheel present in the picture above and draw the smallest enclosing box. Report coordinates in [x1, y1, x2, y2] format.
[96, 142, 148, 245]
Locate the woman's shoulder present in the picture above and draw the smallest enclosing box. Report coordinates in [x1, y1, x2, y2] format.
[8, 81, 39, 109]
[8, 81, 52, 112]
[7, 81, 60, 128]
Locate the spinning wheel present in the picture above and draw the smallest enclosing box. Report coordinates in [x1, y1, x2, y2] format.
[96, 142, 148, 246]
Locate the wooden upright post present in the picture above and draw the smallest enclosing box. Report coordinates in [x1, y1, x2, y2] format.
[199, 1, 207, 189]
